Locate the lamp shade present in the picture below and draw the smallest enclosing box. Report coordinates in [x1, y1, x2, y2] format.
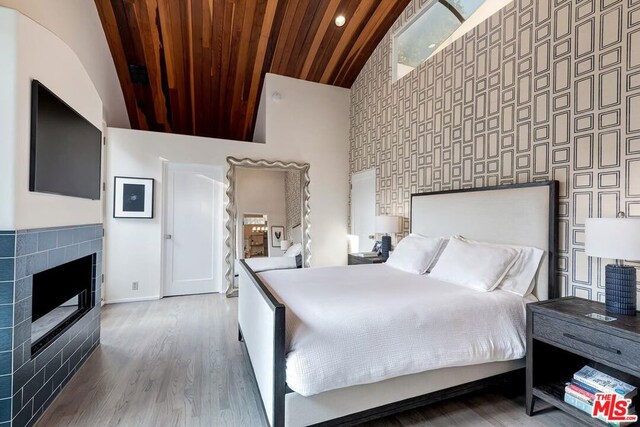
[347, 234, 360, 253]
[375, 215, 402, 234]
[280, 240, 292, 251]
[585, 218, 640, 261]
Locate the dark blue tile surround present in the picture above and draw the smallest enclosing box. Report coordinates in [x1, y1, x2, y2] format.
[0, 225, 102, 427]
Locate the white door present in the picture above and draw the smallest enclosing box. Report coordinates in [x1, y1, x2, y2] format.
[164, 164, 223, 296]
[351, 169, 376, 253]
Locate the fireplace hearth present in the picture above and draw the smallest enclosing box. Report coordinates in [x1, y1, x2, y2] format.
[0, 224, 102, 427]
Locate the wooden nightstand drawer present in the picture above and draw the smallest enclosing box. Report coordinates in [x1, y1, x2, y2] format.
[527, 297, 640, 423]
[533, 313, 640, 374]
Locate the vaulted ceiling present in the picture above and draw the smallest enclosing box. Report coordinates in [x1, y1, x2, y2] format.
[95, 0, 410, 141]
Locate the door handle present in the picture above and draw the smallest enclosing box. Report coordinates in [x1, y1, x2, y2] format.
[164, 234, 172, 240]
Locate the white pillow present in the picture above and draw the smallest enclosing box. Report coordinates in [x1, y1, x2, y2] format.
[429, 236, 521, 292]
[458, 236, 544, 297]
[428, 238, 449, 272]
[284, 243, 302, 257]
[386, 234, 444, 274]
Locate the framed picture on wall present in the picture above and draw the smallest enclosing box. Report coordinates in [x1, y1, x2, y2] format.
[113, 176, 154, 219]
[271, 226, 285, 248]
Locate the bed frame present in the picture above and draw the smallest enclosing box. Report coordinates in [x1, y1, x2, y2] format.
[238, 181, 559, 427]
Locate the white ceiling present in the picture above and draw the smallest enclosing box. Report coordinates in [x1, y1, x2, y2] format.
[0, 0, 130, 129]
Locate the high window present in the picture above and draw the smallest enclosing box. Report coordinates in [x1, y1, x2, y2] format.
[394, 0, 509, 81]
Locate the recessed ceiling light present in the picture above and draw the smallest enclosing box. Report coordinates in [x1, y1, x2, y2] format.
[428, 43, 436, 48]
[335, 15, 346, 27]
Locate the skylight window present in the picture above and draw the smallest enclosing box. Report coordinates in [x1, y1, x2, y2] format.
[394, 0, 508, 81]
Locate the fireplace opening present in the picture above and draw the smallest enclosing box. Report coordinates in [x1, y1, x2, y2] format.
[31, 254, 95, 356]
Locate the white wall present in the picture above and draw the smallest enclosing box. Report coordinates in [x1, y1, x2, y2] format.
[104, 73, 350, 303]
[0, 1, 128, 128]
[0, 7, 104, 231]
[0, 9, 18, 230]
[253, 85, 267, 143]
[236, 169, 287, 257]
[264, 74, 351, 267]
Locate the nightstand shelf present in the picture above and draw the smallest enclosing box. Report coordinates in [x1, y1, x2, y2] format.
[533, 382, 610, 427]
[527, 297, 640, 426]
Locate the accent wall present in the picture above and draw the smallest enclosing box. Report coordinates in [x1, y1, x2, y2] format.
[285, 170, 302, 241]
[349, 0, 640, 300]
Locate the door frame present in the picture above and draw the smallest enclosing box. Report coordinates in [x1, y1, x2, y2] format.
[161, 162, 224, 298]
[350, 168, 376, 252]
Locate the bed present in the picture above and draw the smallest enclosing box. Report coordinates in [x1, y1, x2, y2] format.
[238, 181, 559, 427]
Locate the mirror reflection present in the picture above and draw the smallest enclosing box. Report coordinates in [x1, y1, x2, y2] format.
[242, 214, 269, 258]
[227, 161, 309, 295]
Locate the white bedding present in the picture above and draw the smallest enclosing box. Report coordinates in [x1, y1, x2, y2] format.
[258, 264, 535, 397]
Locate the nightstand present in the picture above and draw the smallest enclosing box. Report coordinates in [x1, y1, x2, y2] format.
[526, 296, 640, 426]
[347, 254, 386, 265]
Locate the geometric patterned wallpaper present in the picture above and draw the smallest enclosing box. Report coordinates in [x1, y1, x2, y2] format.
[350, 0, 640, 300]
[285, 170, 302, 241]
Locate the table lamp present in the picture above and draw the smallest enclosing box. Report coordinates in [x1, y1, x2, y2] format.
[375, 215, 402, 259]
[585, 213, 640, 315]
[347, 234, 360, 254]
[280, 240, 292, 251]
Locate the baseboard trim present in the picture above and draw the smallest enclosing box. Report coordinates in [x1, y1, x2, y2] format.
[105, 296, 161, 304]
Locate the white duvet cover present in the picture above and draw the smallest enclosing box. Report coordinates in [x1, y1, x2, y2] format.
[258, 264, 535, 397]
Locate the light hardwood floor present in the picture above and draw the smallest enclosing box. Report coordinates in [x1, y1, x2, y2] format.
[37, 294, 584, 426]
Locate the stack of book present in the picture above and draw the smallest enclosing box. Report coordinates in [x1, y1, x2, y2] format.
[564, 366, 637, 426]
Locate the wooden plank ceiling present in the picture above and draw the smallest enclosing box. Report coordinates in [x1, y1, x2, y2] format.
[95, 0, 410, 141]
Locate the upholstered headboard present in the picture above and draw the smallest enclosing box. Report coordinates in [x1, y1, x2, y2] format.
[410, 181, 558, 300]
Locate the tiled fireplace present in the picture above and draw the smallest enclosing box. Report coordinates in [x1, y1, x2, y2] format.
[0, 225, 102, 427]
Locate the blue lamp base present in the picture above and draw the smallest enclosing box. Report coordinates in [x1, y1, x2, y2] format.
[605, 264, 637, 316]
[381, 235, 391, 259]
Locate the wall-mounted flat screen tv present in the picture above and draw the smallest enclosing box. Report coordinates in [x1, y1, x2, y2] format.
[30, 80, 102, 200]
